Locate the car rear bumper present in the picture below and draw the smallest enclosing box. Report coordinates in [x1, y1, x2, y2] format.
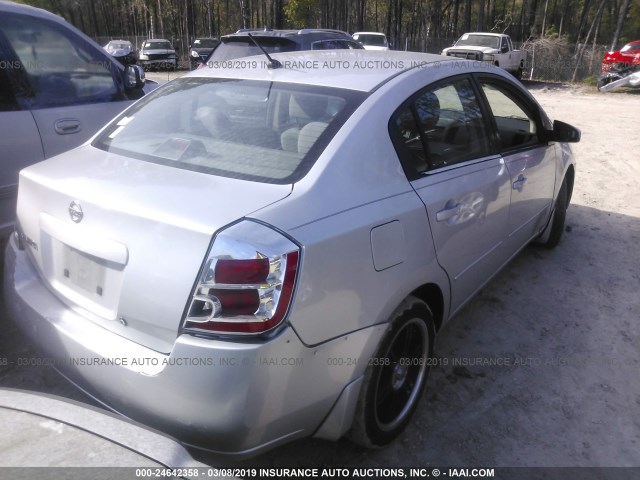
[4, 235, 379, 455]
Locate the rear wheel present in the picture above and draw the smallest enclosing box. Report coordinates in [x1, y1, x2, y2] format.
[348, 296, 435, 447]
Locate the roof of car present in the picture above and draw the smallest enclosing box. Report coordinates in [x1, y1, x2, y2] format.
[188, 49, 455, 92]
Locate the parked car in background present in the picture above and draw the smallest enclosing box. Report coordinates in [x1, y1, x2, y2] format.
[601, 40, 640, 72]
[352, 31, 390, 50]
[138, 38, 177, 70]
[189, 37, 219, 69]
[5, 49, 579, 457]
[104, 39, 137, 65]
[0, 1, 156, 239]
[201, 28, 363, 66]
[442, 32, 527, 78]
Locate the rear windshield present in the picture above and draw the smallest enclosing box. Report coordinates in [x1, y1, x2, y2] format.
[93, 78, 365, 184]
[209, 37, 297, 62]
[621, 43, 640, 52]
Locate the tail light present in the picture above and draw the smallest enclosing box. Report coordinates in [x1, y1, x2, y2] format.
[183, 220, 300, 336]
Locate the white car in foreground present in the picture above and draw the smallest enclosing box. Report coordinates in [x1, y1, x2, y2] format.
[5, 50, 579, 456]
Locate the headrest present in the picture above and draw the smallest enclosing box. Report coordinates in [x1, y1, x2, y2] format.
[289, 94, 329, 121]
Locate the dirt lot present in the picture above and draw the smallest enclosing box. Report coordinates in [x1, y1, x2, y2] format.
[0, 79, 638, 472]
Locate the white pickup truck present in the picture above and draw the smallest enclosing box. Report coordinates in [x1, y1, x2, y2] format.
[441, 32, 527, 78]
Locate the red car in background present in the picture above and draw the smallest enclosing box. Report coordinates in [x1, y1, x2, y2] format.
[602, 40, 640, 72]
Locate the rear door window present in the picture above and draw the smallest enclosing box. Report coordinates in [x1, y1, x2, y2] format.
[390, 76, 492, 177]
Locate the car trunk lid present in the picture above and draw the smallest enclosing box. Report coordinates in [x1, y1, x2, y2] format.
[16, 145, 292, 353]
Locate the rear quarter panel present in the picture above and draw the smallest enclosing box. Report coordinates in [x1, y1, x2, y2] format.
[253, 64, 472, 346]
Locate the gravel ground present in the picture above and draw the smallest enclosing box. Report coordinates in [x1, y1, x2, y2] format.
[0, 76, 638, 472]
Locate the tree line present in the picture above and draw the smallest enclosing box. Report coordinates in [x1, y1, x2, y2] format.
[16, 0, 640, 56]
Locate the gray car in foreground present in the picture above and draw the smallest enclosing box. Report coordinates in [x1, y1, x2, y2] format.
[4, 50, 579, 457]
[0, 389, 208, 470]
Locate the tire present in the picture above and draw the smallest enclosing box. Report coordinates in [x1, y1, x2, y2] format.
[541, 179, 568, 248]
[348, 296, 435, 448]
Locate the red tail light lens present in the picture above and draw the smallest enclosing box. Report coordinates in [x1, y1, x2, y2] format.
[214, 258, 269, 284]
[183, 221, 300, 336]
[209, 289, 260, 315]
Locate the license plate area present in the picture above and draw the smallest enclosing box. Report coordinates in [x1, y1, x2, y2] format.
[44, 239, 126, 321]
[61, 245, 107, 297]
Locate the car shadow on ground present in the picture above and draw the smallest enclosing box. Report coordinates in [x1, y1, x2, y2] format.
[1, 202, 638, 468]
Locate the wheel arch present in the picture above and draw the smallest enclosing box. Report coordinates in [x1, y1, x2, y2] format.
[409, 283, 445, 332]
[564, 163, 575, 204]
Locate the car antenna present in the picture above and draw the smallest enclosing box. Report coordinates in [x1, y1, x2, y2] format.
[247, 32, 282, 69]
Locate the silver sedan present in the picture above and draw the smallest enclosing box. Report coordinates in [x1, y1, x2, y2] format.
[4, 49, 579, 456]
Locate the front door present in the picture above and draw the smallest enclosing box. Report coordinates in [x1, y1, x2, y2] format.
[477, 77, 557, 254]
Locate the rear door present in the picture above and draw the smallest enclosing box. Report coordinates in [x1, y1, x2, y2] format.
[390, 75, 512, 314]
[0, 11, 133, 159]
[477, 75, 557, 254]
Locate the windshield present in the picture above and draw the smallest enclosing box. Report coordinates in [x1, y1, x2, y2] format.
[144, 41, 172, 50]
[620, 43, 640, 52]
[354, 34, 387, 47]
[209, 38, 297, 62]
[93, 78, 365, 184]
[455, 34, 500, 48]
[193, 38, 218, 48]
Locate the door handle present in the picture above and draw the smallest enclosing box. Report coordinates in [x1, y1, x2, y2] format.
[54, 119, 82, 135]
[436, 201, 460, 222]
[512, 174, 527, 192]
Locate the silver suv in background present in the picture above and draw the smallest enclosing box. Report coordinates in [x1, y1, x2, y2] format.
[0, 1, 156, 238]
[198, 28, 363, 67]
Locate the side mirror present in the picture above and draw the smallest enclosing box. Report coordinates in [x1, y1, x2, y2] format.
[124, 64, 146, 91]
[549, 120, 581, 143]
